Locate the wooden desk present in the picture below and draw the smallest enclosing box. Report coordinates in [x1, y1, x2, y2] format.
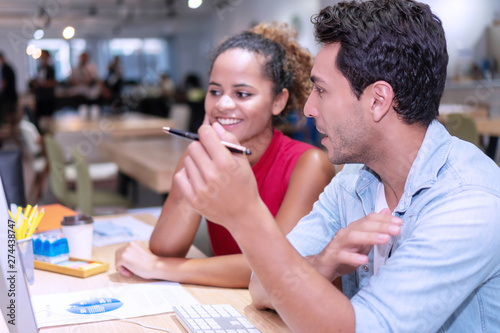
[474, 117, 500, 137]
[26, 213, 289, 332]
[48, 112, 175, 139]
[100, 137, 190, 194]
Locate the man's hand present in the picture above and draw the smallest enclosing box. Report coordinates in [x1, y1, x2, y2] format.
[174, 123, 262, 234]
[315, 208, 402, 280]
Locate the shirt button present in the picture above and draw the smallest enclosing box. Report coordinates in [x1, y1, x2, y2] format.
[362, 265, 369, 272]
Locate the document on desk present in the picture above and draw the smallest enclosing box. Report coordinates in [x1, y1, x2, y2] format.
[31, 281, 200, 328]
[92, 215, 155, 247]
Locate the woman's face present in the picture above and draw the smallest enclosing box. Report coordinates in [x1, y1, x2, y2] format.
[205, 48, 284, 146]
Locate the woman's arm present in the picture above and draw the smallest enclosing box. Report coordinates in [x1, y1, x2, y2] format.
[274, 148, 335, 235]
[149, 150, 203, 258]
[115, 241, 251, 287]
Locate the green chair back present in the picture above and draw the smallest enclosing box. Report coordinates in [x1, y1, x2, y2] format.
[44, 135, 75, 206]
[71, 148, 94, 216]
[445, 113, 480, 147]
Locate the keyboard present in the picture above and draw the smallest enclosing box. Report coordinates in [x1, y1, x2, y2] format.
[173, 304, 261, 333]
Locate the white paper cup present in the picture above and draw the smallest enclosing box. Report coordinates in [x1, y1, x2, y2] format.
[61, 214, 94, 259]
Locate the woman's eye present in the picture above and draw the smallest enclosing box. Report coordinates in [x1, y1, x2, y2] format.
[236, 92, 252, 98]
[209, 89, 221, 96]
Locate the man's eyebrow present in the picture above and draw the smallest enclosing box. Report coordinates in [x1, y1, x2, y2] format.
[310, 75, 325, 84]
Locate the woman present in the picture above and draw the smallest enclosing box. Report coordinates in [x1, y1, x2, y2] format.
[115, 23, 335, 287]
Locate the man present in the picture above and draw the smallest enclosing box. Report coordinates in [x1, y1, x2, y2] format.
[31, 50, 56, 130]
[0, 52, 18, 127]
[69, 52, 101, 103]
[175, 0, 500, 332]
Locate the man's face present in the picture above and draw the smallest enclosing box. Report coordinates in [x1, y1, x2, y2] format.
[304, 43, 374, 165]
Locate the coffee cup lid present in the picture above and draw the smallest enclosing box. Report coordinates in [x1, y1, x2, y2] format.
[61, 214, 94, 226]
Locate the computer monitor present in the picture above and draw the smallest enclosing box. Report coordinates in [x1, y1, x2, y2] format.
[0, 149, 27, 207]
[0, 174, 39, 332]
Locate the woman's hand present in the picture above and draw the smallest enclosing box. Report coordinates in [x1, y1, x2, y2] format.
[115, 241, 160, 280]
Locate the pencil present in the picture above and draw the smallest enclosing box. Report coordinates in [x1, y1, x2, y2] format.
[162, 127, 251, 155]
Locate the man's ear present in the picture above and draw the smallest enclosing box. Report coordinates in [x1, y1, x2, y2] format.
[272, 88, 289, 116]
[369, 81, 394, 122]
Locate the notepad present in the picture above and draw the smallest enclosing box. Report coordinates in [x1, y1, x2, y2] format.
[32, 281, 200, 328]
[35, 204, 78, 232]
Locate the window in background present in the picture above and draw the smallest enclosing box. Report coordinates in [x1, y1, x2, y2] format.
[27, 39, 72, 81]
[27, 38, 169, 84]
[108, 38, 143, 82]
[108, 38, 169, 83]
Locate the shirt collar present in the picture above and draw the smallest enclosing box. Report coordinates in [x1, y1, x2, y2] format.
[355, 120, 452, 214]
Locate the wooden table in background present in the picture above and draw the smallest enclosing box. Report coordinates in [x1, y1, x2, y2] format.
[25, 213, 290, 332]
[100, 137, 190, 194]
[474, 117, 500, 137]
[48, 112, 175, 139]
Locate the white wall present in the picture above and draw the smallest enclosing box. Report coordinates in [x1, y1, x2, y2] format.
[212, 0, 321, 55]
[423, 0, 500, 79]
[316, 0, 500, 79]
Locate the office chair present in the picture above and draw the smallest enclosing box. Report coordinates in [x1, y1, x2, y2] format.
[445, 113, 481, 147]
[44, 135, 77, 208]
[71, 148, 132, 215]
[44, 135, 132, 215]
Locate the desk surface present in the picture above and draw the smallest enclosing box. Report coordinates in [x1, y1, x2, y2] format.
[100, 137, 190, 194]
[24, 213, 289, 332]
[48, 112, 175, 139]
[474, 117, 500, 137]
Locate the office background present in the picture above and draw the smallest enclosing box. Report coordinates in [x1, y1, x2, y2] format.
[1, 0, 500, 94]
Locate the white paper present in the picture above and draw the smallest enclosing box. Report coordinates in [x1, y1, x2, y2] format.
[92, 215, 155, 247]
[31, 281, 199, 328]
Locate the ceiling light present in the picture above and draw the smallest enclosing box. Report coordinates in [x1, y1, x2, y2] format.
[188, 0, 202, 9]
[33, 29, 44, 40]
[26, 44, 36, 56]
[63, 26, 75, 39]
[32, 48, 42, 60]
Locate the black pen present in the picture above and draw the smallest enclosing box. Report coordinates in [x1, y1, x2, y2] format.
[162, 127, 252, 155]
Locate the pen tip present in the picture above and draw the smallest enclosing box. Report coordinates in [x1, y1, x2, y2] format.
[163, 127, 170, 131]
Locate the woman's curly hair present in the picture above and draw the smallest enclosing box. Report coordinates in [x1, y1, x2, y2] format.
[209, 22, 314, 118]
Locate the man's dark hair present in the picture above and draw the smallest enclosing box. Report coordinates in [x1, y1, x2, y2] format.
[312, 0, 448, 126]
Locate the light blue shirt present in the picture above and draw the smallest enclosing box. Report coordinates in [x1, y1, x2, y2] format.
[287, 120, 500, 332]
